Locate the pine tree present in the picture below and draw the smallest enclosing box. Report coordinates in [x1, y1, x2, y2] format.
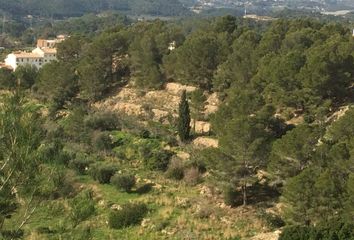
[177, 90, 191, 142]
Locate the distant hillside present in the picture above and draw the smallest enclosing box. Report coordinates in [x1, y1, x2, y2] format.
[0, 0, 189, 18]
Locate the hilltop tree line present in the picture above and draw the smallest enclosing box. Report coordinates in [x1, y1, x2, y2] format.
[0, 0, 188, 18]
[0, 16, 354, 238]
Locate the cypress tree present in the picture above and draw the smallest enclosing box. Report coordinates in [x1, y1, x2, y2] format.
[177, 90, 191, 142]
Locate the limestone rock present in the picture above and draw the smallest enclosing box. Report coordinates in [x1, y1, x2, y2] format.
[165, 82, 197, 95]
[193, 137, 219, 148]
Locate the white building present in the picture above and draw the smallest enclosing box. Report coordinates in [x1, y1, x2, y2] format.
[4, 47, 57, 71]
[2, 36, 66, 71]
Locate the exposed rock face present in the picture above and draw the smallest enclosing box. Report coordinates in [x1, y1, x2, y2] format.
[165, 82, 197, 95]
[176, 151, 190, 160]
[93, 83, 220, 135]
[152, 108, 170, 122]
[326, 105, 350, 123]
[204, 92, 220, 115]
[113, 102, 147, 117]
[191, 120, 211, 134]
[250, 230, 281, 240]
[193, 137, 219, 148]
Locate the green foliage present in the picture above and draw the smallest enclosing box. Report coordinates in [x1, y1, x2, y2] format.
[37, 167, 76, 199]
[189, 89, 206, 125]
[0, 92, 44, 229]
[111, 174, 136, 192]
[0, 69, 15, 89]
[144, 149, 173, 171]
[345, 174, 354, 221]
[0, 229, 24, 239]
[90, 164, 117, 184]
[279, 219, 354, 240]
[84, 112, 120, 131]
[165, 30, 228, 90]
[91, 131, 113, 152]
[69, 191, 96, 227]
[112, 131, 173, 170]
[268, 124, 322, 180]
[223, 186, 242, 207]
[78, 31, 127, 101]
[177, 90, 191, 142]
[36, 61, 78, 113]
[69, 158, 92, 175]
[129, 21, 184, 90]
[14, 65, 38, 89]
[108, 203, 148, 229]
[257, 210, 285, 230]
[39, 140, 72, 165]
[281, 168, 320, 225]
[166, 158, 184, 180]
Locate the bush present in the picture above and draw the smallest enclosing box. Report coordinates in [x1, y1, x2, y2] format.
[69, 191, 96, 227]
[146, 150, 174, 171]
[279, 219, 354, 240]
[69, 158, 92, 175]
[166, 157, 184, 180]
[108, 203, 148, 229]
[184, 167, 201, 186]
[84, 112, 120, 131]
[111, 174, 136, 192]
[39, 140, 73, 165]
[52, 170, 76, 198]
[257, 210, 285, 230]
[92, 131, 113, 151]
[90, 164, 117, 184]
[223, 186, 242, 207]
[136, 183, 154, 194]
[0, 229, 24, 239]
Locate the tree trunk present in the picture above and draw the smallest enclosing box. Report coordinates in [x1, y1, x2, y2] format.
[243, 182, 247, 206]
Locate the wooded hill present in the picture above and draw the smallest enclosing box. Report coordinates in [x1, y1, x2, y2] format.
[0, 16, 354, 239]
[0, 0, 189, 18]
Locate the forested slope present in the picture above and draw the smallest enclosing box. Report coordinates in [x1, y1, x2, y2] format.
[0, 16, 354, 239]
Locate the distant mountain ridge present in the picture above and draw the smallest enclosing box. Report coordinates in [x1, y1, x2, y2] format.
[0, 0, 189, 18]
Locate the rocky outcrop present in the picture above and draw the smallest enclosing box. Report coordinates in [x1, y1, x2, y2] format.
[204, 92, 220, 115]
[250, 230, 281, 240]
[165, 82, 197, 95]
[193, 137, 219, 148]
[191, 120, 211, 134]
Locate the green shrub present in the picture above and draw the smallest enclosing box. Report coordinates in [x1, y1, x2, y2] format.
[257, 210, 285, 230]
[279, 225, 313, 240]
[223, 186, 242, 207]
[184, 167, 201, 186]
[111, 174, 136, 192]
[279, 220, 354, 240]
[136, 183, 154, 194]
[90, 164, 117, 184]
[145, 150, 173, 171]
[92, 131, 113, 151]
[84, 112, 120, 131]
[0, 229, 24, 239]
[52, 170, 76, 198]
[69, 191, 96, 227]
[108, 203, 148, 229]
[69, 158, 92, 175]
[39, 140, 72, 165]
[166, 158, 184, 180]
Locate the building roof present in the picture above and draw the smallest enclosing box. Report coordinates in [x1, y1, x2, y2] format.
[13, 52, 42, 58]
[40, 48, 57, 54]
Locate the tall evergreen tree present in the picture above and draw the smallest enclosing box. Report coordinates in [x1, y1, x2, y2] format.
[177, 90, 191, 142]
